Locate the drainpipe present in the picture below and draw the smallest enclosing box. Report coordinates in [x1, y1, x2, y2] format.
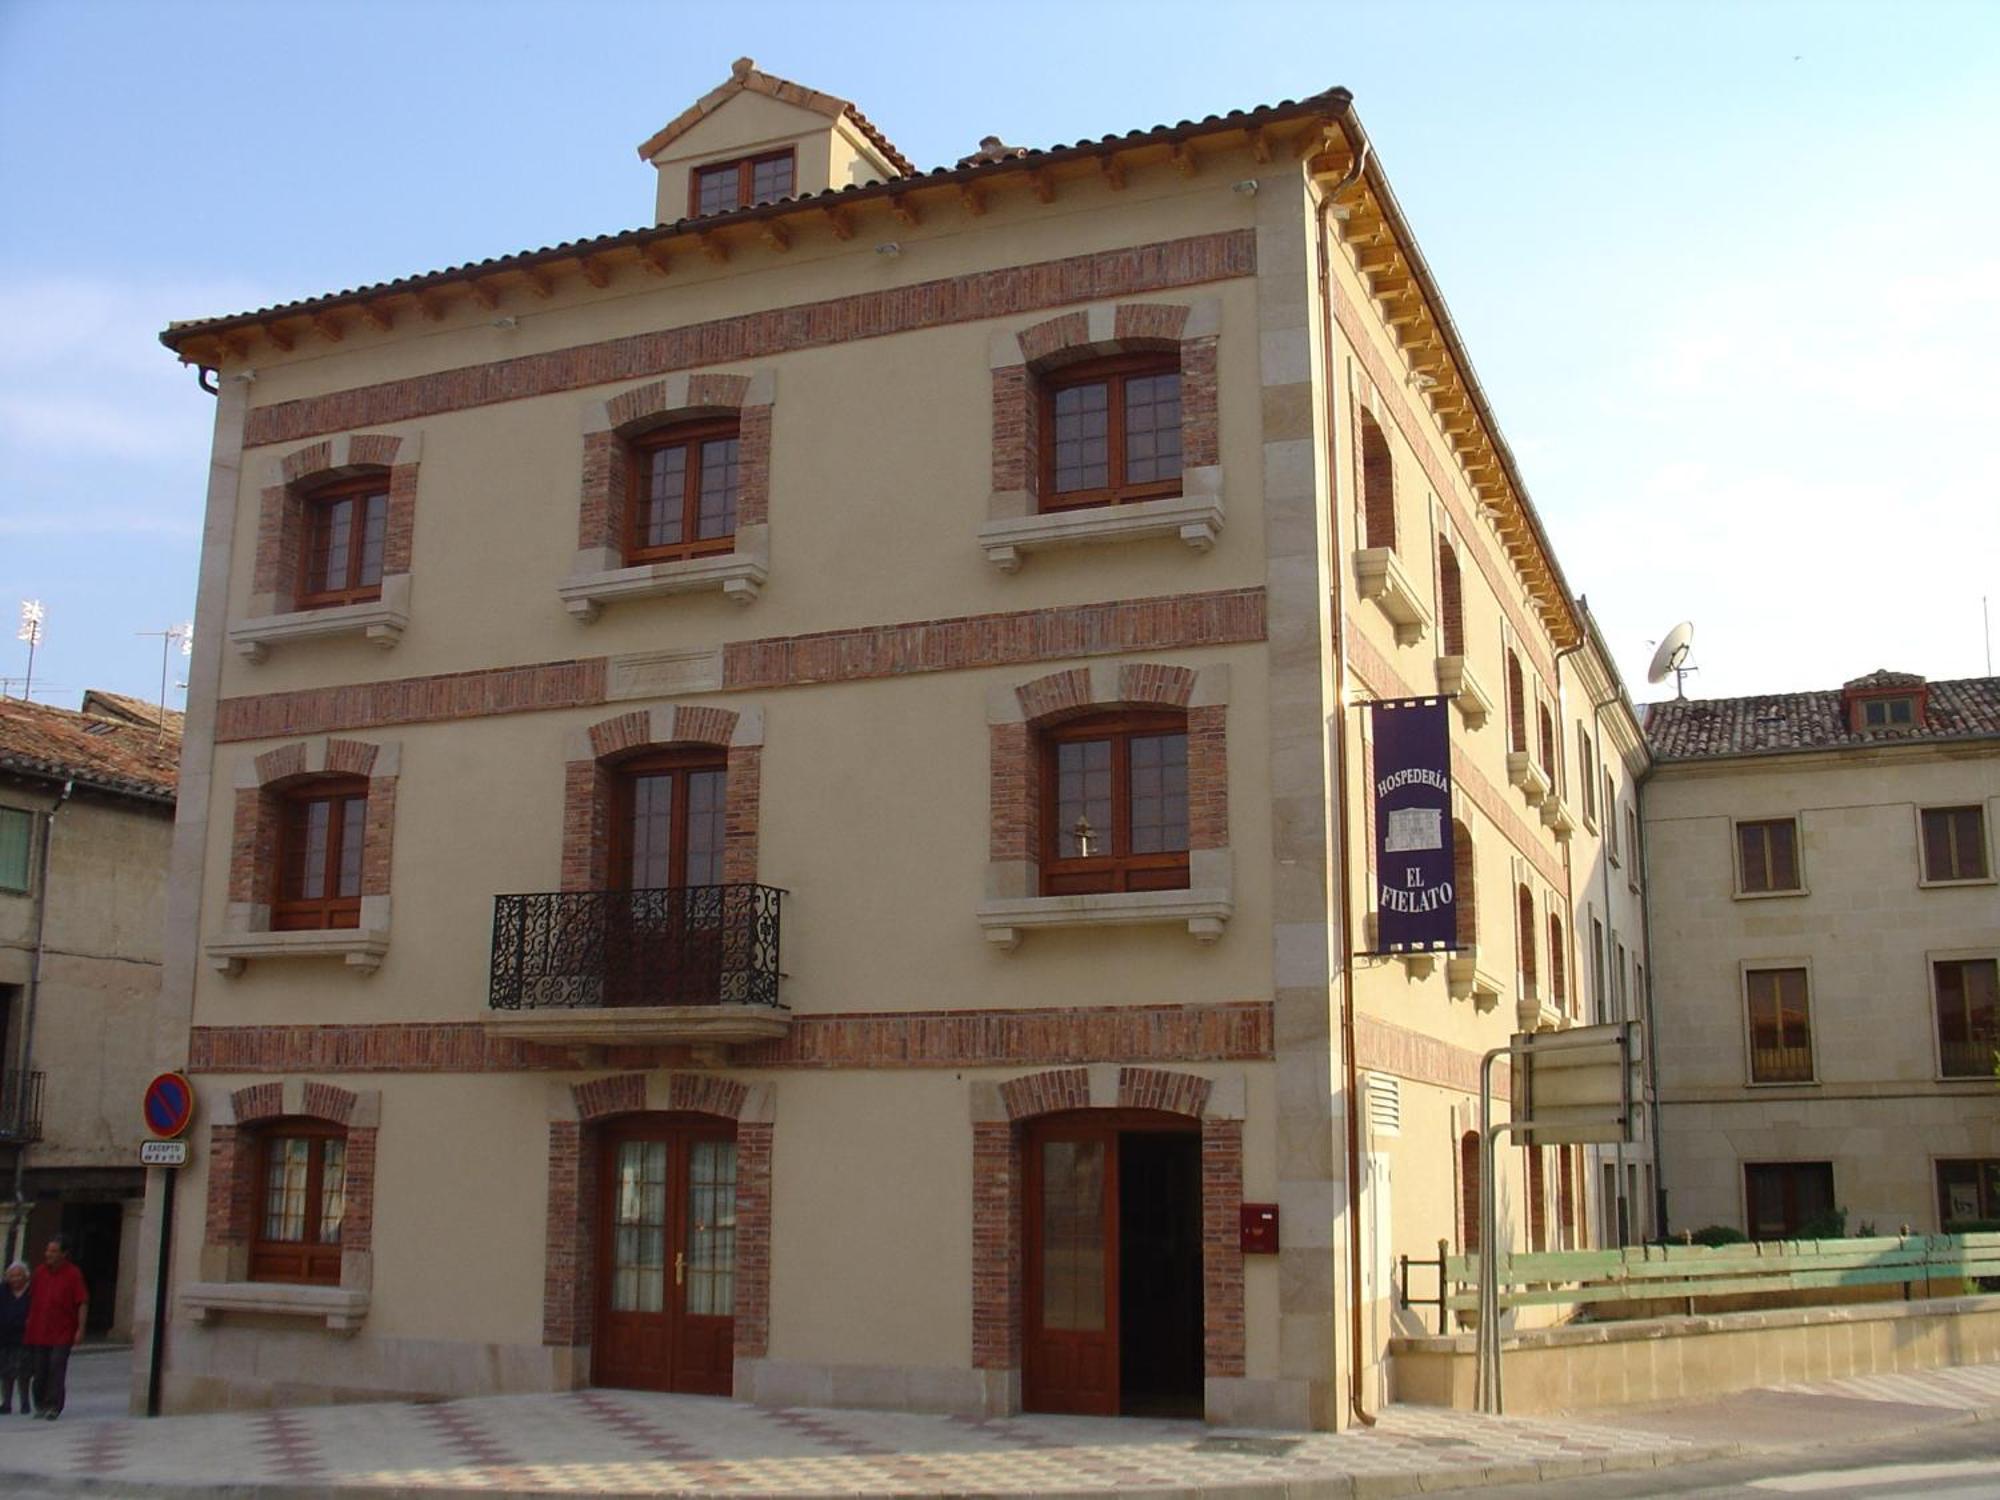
[1316, 128, 1376, 1429]
[1553, 640, 1583, 1249]
[9, 777, 72, 1263]
[1634, 760, 1668, 1236]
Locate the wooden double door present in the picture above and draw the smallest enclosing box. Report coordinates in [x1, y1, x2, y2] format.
[593, 1114, 738, 1394]
[1023, 1112, 1203, 1418]
[609, 754, 727, 1007]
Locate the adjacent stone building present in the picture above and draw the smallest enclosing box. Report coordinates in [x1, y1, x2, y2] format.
[150, 64, 1632, 1427]
[0, 690, 181, 1338]
[1644, 670, 2000, 1237]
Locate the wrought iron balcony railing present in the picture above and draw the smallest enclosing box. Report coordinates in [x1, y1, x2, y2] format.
[1940, 1038, 1999, 1080]
[490, 885, 784, 1013]
[1749, 1045, 1814, 1084]
[0, 1070, 45, 1143]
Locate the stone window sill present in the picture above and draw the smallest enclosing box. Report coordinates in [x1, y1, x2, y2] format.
[229, 575, 411, 662]
[560, 526, 769, 619]
[979, 472, 1224, 572]
[1433, 655, 1492, 730]
[208, 929, 390, 976]
[1541, 794, 1576, 843]
[976, 887, 1233, 950]
[1447, 950, 1505, 1010]
[1917, 875, 1998, 891]
[1733, 887, 1809, 901]
[181, 1281, 369, 1334]
[1505, 750, 1551, 807]
[1353, 547, 1432, 646]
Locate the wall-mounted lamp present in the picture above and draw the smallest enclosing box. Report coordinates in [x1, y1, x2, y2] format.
[1231, 178, 1259, 197]
[874, 242, 902, 258]
[229, 370, 257, 383]
[491, 316, 519, 330]
[1072, 816, 1097, 859]
[1408, 372, 1439, 391]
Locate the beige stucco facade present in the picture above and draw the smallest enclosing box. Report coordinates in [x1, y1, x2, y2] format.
[1, 707, 178, 1341]
[144, 71, 1633, 1427]
[1646, 712, 2000, 1237]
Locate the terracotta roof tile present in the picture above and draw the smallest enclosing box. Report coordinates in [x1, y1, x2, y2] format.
[1644, 675, 2000, 761]
[0, 695, 180, 802]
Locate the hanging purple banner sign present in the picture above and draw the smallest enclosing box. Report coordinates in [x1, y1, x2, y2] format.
[1368, 696, 1457, 953]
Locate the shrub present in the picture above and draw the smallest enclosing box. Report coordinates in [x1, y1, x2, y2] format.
[1688, 1224, 1748, 1247]
[1797, 1206, 1849, 1240]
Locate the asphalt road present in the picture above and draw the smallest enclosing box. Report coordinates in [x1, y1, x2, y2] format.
[1455, 1413, 2000, 1497]
[2, 1339, 133, 1423]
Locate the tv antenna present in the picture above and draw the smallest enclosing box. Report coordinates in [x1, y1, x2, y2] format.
[1646, 621, 1697, 700]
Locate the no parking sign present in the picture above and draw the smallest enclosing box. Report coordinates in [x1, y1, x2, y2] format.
[142, 1072, 195, 1140]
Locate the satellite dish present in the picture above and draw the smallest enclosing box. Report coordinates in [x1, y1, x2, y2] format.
[1647, 621, 1696, 698]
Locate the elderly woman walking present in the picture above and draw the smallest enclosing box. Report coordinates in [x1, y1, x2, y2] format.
[0, 1259, 30, 1414]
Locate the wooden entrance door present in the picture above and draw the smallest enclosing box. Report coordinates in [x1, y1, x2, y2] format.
[612, 753, 727, 1006]
[1023, 1112, 1200, 1417]
[593, 1115, 738, 1394]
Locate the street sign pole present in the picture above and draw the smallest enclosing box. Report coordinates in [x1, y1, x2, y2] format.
[146, 1167, 175, 1417]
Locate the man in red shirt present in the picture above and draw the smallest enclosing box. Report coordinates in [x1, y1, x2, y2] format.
[24, 1234, 87, 1420]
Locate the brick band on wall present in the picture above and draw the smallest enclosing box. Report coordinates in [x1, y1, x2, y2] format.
[243, 232, 1257, 450]
[188, 1002, 1274, 1074]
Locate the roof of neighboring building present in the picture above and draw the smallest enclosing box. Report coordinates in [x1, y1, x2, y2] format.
[0, 694, 181, 803]
[80, 689, 187, 735]
[1644, 674, 2000, 762]
[635, 58, 915, 177]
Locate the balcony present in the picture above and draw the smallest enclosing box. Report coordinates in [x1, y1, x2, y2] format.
[1940, 1038, 1998, 1080]
[0, 1071, 43, 1144]
[1749, 1046, 1815, 1085]
[1505, 750, 1550, 807]
[487, 885, 788, 1049]
[1353, 547, 1432, 646]
[1433, 655, 1493, 730]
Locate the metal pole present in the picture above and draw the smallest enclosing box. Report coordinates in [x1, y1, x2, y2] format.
[145, 1168, 175, 1417]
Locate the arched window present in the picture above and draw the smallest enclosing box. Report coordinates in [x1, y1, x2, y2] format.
[297, 472, 389, 608]
[1460, 1130, 1482, 1252]
[274, 775, 368, 932]
[1438, 541, 1465, 657]
[1040, 710, 1190, 896]
[1549, 912, 1567, 1010]
[1505, 652, 1526, 754]
[1538, 703, 1557, 786]
[1359, 406, 1395, 550]
[251, 1117, 347, 1285]
[1040, 354, 1183, 511]
[626, 418, 741, 565]
[1452, 818, 1476, 950]
[1558, 1146, 1578, 1250]
[1517, 884, 1537, 998]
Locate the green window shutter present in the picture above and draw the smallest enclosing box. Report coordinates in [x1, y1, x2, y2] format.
[0, 807, 31, 892]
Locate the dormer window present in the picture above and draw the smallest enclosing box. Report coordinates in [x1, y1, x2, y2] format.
[691, 149, 795, 217]
[1860, 696, 1916, 729]
[1840, 671, 1929, 734]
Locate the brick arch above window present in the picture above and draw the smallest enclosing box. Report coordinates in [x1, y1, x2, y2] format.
[563, 369, 775, 618]
[234, 432, 421, 661]
[209, 736, 400, 975]
[979, 661, 1231, 948]
[981, 299, 1223, 570]
[185, 1076, 381, 1332]
[560, 703, 765, 892]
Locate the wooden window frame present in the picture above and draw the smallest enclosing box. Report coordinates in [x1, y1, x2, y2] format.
[612, 748, 730, 892]
[296, 474, 389, 609]
[272, 777, 368, 932]
[1934, 956, 1999, 1079]
[1856, 694, 1918, 731]
[625, 418, 742, 567]
[1037, 352, 1184, 513]
[1744, 1161, 1835, 1240]
[250, 1118, 347, 1286]
[1936, 1159, 2000, 1229]
[1734, 817, 1800, 895]
[688, 148, 796, 218]
[1745, 966, 1814, 1083]
[0, 805, 31, 893]
[1038, 710, 1191, 896]
[1920, 805, 1991, 885]
[1516, 885, 1538, 999]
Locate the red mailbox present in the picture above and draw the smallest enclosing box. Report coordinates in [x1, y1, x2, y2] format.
[1239, 1202, 1280, 1254]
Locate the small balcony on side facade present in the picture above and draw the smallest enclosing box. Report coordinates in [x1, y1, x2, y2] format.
[486, 884, 788, 1052]
[0, 1070, 45, 1144]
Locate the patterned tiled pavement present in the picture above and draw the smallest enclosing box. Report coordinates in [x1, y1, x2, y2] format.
[0, 1364, 1996, 1499]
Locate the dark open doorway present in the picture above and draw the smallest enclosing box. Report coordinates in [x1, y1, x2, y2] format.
[1117, 1128, 1203, 1418]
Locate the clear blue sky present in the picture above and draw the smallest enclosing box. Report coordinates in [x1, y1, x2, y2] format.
[3, 0, 1995, 710]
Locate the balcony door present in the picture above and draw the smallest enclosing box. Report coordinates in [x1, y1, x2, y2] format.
[594, 1114, 737, 1394]
[1023, 1112, 1202, 1418]
[612, 752, 727, 1006]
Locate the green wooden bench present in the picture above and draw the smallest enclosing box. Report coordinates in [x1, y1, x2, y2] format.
[1400, 1233, 2000, 1333]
